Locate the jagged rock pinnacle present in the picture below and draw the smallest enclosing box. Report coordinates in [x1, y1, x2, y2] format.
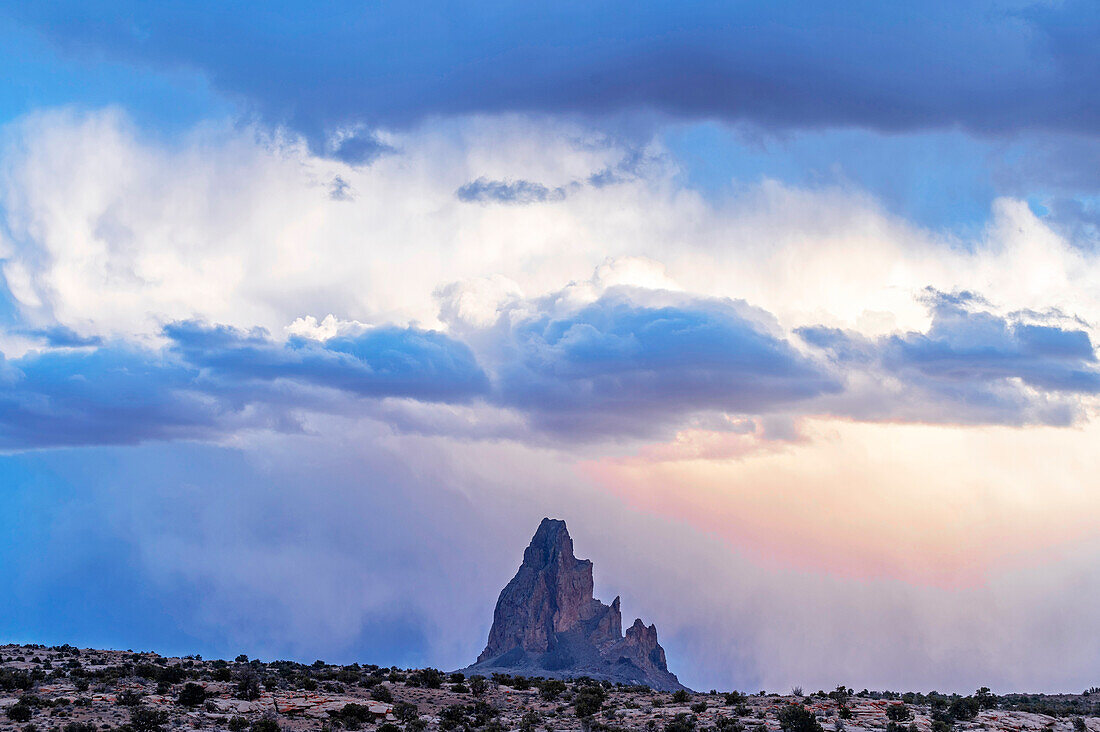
[465, 518, 686, 691]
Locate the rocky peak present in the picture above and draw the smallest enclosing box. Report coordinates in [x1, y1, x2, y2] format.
[478, 518, 600, 661]
[624, 618, 668, 672]
[470, 518, 686, 691]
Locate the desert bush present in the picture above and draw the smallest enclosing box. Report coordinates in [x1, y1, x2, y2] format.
[1, 669, 34, 691]
[837, 707, 852, 720]
[663, 713, 697, 732]
[791, 688, 804, 698]
[371, 684, 393, 703]
[692, 702, 708, 713]
[213, 667, 232, 682]
[520, 711, 542, 732]
[673, 690, 691, 704]
[449, 673, 465, 683]
[540, 679, 567, 701]
[393, 702, 419, 723]
[62, 722, 97, 732]
[724, 692, 746, 706]
[1072, 719, 1086, 732]
[251, 719, 280, 732]
[469, 676, 488, 698]
[715, 714, 744, 732]
[7, 703, 33, 722]
[948, 697, 980, 722]
[330, 703, 372, 730]
[236, 667, 261, 701]
[130, 706, 169, 732]
[451, 683, 469, 693]
[886, 705, 912, 722]
[575, 686, 607, 718]
[412, 669, 443, 689]
[228, 714, 249, 730]
[178, 682, 207, 707]
[778, 705, 823, 732]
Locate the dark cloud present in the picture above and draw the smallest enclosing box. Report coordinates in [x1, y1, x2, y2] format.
[495, 293, 839, 436]
[456, 178, 566, 205]
[0, 322, 489, 449]
[164, 321, 489, 403]
[799, 292, 1100, 426]
[21, 325, 103, 347]
[9, 1, 1100, 152]
[329, 132, 395, 166]
[3, 288, 1098, 449]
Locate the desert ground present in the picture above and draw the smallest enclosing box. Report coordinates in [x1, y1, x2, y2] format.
[2, 645, 1097, 732]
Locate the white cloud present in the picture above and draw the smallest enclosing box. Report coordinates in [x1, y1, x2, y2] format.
[3, 108, 1099, 350]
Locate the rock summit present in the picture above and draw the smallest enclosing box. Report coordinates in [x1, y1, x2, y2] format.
[463, 518, 686, 691]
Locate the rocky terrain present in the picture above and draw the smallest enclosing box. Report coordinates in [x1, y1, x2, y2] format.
[462, 519, 684, 692]
[2, 643, 1099, 732]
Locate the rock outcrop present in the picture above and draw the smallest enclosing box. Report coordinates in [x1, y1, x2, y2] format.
[464, 518, 686, 691]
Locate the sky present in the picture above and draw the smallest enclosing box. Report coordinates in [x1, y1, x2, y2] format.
[1, 1, 1100, 694]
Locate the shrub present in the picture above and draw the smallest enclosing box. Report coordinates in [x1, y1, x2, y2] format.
[130, 706, 169, 732]
[724, 692, 746, 706]
[664, 713, 697, 732]
[377, 725, 401, 732]
[715, 714, 744, 732]
[540, 679, 567, 701]
[116, 689, 144, 707]
[791, 687, 804, 698]
[393, 702, 419, 723]
[575, 686, 607, 718]
[236, 668, 262, 701]
[330, 703, 373, 730]
[838, 707, 852, 720]
[886, 705, 912, 722]
[62, 723, 97, 732]
[469, 677, 488, 698]
[178, 682, 207, 707]
[692, 702, 708, 713]
[411, 668, 443, 689]
[7, 703, 33, 723]
[778, 705, 823, 732]
[451, 682, 469, 693]
[213, 667, 232, 682]
[948, 697, 979, 722]
[449, 673, 465, 683]
[251, 719, 280, 732]
[672, 690, 691, 704]
[1072, 719, 1086, 732]
[520, 710, 542, 732]
[371, 684, 393, 703]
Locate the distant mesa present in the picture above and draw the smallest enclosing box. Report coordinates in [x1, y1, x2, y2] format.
[461, 517, 686, 691]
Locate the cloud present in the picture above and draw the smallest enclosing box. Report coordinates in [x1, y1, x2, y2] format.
[0, 322, 488, 449]
[165, 320, 489, 403]
[20, 324, 102, 347]
[492, 290, 839, 436]
[800, 291, 1100, 425]
[328, 131, 396, 166]
[456, 177, 567, 205]
[8, 1, 1100, 149]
